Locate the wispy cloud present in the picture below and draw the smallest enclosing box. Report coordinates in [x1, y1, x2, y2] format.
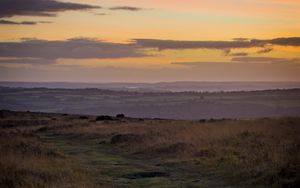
[94, 13, 108, 16]
[135, 39, 260, 50]
[0, 19, 52, 25]
[0, 0, 100, 18]
[0, 57, 55, 64]
[0, 20, 36, 25]
[223, 49, 248, 56]
[232, 38, 250, 42]
[109, 6, 144, 11]
[229, 52, 248, 56]
[232, 57, 300, 64]
[135, 37, 300, 50]
[257, 48, 273, 54]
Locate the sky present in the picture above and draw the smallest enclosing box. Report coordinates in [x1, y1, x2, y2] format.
[0, 0, 300, 82]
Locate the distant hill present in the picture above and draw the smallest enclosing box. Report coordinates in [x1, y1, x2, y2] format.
[0, 87, 299, 119]
[0, 81, 300, 92]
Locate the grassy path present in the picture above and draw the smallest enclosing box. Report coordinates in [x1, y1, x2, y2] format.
[39, 133, 223, 188]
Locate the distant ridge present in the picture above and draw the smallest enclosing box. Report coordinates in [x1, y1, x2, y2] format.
[0, 81, 300, 92]
[1, 87, 299, 119]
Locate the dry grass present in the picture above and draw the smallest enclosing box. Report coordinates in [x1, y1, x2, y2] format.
[1, 110, 299, 187]
[63, 118, 300, 187]
[0, 124, 94, 188]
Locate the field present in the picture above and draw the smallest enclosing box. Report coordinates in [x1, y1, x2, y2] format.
[1, 110, 299, 188]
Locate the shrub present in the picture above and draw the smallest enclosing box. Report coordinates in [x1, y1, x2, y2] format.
[96, 115, 113, 121]
[116, 114, 125, 118]
[79, 116, 88, 120]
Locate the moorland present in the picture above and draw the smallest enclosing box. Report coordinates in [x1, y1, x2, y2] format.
[0, 110, 299, 188]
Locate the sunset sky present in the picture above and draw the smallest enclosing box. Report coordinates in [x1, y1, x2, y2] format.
[0, 0, 300, 82]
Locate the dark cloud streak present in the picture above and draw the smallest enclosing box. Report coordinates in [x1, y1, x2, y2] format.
[135, 39, 263, 50]
[109, 6, 143, 11]
[257, 48, 273, 54]
[256, 37, 300, 47]
[0, 38, 145, 61]
[0, 58, 55, 64]
[229, 52, 248, 56]
[0, 19, 52, 25]
[135, 37, 300, 50]
[0, 0, 100, 18]
[0, 20, 36, 25]
[232, 57, 300, 64]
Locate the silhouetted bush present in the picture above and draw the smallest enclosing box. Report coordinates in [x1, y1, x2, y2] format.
[199, 119, 206, 123]
[79, 116, 88, 119]
[96, 115, 113, 121]
[116, 114, 125, 118]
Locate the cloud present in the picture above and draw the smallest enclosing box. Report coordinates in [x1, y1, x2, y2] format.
[257, 48, 273, 54]
[172, 62, 230, 67]
[134, 39, 262, 50]
[232, 38, 250, 42]
[0, 38, 145, 62]
[0, 19, 36, 25]
[0, 0, 100, 18]
[232, 57, 300, 64]
[0, 37, 299, 66]
[94, 13, 108, 16]
[229, 52, 248, 56]
[134, 37, 300, 50]
[223, 49, 248, 56]
[259, 37, 300, 46]
[0, 19, 52, 25]
[0, 57, 54, 64]
[109, 6, 144, 11]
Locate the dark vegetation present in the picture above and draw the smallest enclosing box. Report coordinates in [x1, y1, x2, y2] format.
[96, 115, 114, 121]
[1, 87, 300, 119]
[0, 110, 299, 187]
[116, 114, 125, 118]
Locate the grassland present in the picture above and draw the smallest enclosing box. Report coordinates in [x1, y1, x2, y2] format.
[0, 110, 299, 187]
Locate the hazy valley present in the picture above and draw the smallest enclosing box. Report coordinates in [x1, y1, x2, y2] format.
[1, 86, 299, 120]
